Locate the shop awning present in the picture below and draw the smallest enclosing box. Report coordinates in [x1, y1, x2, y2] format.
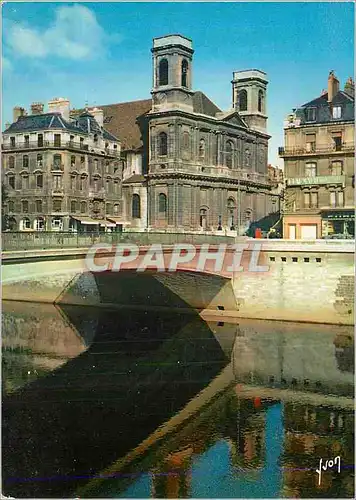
[107, 217, 131, 226]
[321, 210, 355, 221]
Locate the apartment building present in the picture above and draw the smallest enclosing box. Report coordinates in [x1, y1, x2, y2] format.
[2, 99, 122, 232]
[279, 71, 354, 239]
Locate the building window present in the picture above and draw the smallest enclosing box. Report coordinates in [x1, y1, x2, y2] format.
[80, 137, 84, 149]
[51, 217, 63, 230]
[94, 134, 98, 143]
[332, 135, 342, 151]
[226, 141, 234, 168]
[238, 89, 247, 111]
[199, 139, 206, 158]
[8, 216, 17, 230]
[105, 161, 110, 173]
[310, 192, 318, 208]
[21, 217, 31, 230]
[37, 154, 43, 167]
[36, 173, 43, 188]
[69, 135, 74, 146]
[8, 200, 14, 212]
[330, 161, 343, 176]
[8, 175, 15, 189]
[8, 156, 15, 168]
[304, 192, 311, 208]
[132, 194, 141, 218]
[258, 90, 264, 113]
[200, 208, 208, 229]
[181, 59, 188, 87]
[38, 134, 43, 147]
[23, 155, 29, 168]
[53, 175, 62, 190]
[305, 162, 316, 177]
[114, 203, 119, 215]
[80, 175, 86, 191]
[158, 132, 168, 156]
[330, 191, 336, 208]
[22, 200, 29, 213]
[71, 156, 76, 167]
[21, 175, 29, 189]
[53, 199, 62, 212]
[332, 106, 342, 119]
[159, 58, 169, 86]
[305, 134, 316, 152]
[305, 108, 316, 121]
[94, 159, 99, 171]
[53, 154, 62, 170]
[36, 200, 42, 212]
[24, 135, 29, 147]
[70, 175, 77, 190]
[81, 156, 85, 164]
[80, 201, 87, 214]
[35, 217, 45, 231]
[113, 181, 119, 194]
[70, 200, 77, 213]
[158, 193, 167, 213]
[10, 137, 15, 148]
[93, 201, 100, 213]
[54, 134, 61, 147]
[106, 203, 112, 215]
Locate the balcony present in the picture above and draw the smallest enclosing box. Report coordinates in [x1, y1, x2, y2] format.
[2, 141, 120, 157]
[279, 143, 354, 157]
[286, 175, 346, 187]
[51, 164, 64, 172]
[51, 188, 64, 196]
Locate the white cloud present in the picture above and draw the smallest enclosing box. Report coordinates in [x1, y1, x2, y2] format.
[5, 5, 119, 61]
[2, 56, 13, 72]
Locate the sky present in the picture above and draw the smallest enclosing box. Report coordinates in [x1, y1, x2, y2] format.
[2, 1, 354, 167]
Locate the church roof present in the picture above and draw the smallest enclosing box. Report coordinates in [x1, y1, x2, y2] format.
[192, 91, 222, 117]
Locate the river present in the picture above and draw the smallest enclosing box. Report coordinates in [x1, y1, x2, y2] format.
[2, 301, 354, 498]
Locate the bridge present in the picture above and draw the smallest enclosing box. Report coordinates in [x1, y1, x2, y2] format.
[2, 235, 354, 325]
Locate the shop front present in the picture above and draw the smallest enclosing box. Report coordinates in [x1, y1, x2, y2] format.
[321, 210, 355, 238]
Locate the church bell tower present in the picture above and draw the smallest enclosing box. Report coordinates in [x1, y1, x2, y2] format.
[232, 69, 268, 132]
[151, 34, 194, 112]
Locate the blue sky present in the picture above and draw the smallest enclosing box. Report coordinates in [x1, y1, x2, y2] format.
[2, 1, 354, 167]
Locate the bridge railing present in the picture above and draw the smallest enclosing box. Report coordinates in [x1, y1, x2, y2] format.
[1, 231, 236, 251]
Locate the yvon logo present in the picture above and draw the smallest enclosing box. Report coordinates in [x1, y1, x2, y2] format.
[84, 243, 270, 274]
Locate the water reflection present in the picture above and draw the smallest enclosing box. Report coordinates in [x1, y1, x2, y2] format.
[2, 302, 354, 499]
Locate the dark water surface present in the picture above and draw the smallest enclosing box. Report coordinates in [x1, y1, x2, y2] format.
[2, 301, 354, 498]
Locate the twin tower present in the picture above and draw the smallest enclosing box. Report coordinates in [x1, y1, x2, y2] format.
[151, 34, 268, 132]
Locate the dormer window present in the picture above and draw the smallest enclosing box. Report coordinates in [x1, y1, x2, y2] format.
[332, 106, 342, 119]
[94, 134, 98, 143]
[305, 108, 316, 122]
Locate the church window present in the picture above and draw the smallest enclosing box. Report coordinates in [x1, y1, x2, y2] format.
[258, 90, 264, 113]
[159, 58, 169, 86]
[239, 89, 248, 112]
[181, 59, 188, 87]
[132, 194, 141, 218]
[199, 139, 205, 158]
[226, 141, 233, 168]
[158, 193, 167, 213]
[158, 132, 168, 156]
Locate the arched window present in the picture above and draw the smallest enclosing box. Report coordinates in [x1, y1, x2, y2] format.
[199, 139, 205, 158]
[80, 201, 87, 214]
[158, 132, 168, 156]
[239, 89, 248, 112]
[200, 208, 208, 229]
[226, 141, 233, 168]
[114, 203, 119, 215]
[23, 155, 29, 168]
[159, 58, 168, 86]
[227, 198, 236, 230]
[21, 217, 31, 230]
[132, 194, 141, 218]
[8, 156, 15, 168]
[158, 193, 167, 213]
[8, 216, 17, 230]
[258, 90, 264, 113]
[36, 173, 43, 188]
[181, 59, 188, 87]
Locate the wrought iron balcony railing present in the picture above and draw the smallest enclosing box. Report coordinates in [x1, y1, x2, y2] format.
[2, 141, 120, 157]
[279, 143, 354, 156]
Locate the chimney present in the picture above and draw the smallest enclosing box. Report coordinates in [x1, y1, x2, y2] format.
[30, 102, 44, 115]
[90, 107, 104, 127]
[48, 97, 70, 121]
[327, 71, 339, 102]
[344, 77, 354, 98]
[13, 106, 27, 123]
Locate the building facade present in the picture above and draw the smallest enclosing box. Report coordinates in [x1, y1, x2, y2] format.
[280, 71, 354, 240]
[84, 34, 277, 234]
[2, 100, 122, 232]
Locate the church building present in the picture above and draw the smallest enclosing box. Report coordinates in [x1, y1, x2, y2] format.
[84, 34, 277, 233]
